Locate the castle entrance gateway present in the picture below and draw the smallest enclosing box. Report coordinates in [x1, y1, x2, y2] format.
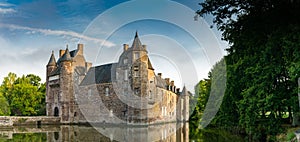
[54, 107, 59, 117]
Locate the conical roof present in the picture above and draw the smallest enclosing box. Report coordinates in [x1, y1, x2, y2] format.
[61, 47, 72, 62]
[131, 31, 143, 50]
[47, 51, 56, 66]
[181, 85, 188, 96]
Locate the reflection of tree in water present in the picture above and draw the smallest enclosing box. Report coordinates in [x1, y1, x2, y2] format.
[189, 125, 245, 142]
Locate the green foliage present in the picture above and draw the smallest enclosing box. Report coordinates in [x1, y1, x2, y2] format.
[0, 72, 46, 116]
[190, 58, 227, 128]
[286, 132, 296, 141]
[196, 0, 300, 141]
[189, 126, 244, 142]
[0, 93, 10, 116]
[3, 133, 47, 142]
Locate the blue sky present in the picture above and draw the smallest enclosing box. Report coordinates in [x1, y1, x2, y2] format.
[0, 0, 227, 92]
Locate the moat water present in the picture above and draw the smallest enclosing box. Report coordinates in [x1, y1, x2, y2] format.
[0, 123, 245, 142]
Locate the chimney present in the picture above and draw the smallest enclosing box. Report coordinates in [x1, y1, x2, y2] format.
[77, 44, 84, 55]
[176, 88, 180, 93]
[123, 44, 129, 51]
[59, 50, 66, 58]
[170, 80, 174, 86]
[158, 73, 162, 78]
[165, 78, 170, 85]
[142, 45, 147, 50]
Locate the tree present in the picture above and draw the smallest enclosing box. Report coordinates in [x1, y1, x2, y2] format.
[0, 93, 10, 116]
[190, 78, 211, 127]
[0, 73, 46, 116]
[197, 0, 300, 140]
[190, 58, 227, 128]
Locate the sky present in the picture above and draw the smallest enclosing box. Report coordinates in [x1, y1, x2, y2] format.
[0, 0, 227, 92]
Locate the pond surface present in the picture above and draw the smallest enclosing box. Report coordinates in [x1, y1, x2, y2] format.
[0, 123, 244, 142]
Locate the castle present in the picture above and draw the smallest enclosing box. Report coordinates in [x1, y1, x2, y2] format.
[46, 32, 189, 124]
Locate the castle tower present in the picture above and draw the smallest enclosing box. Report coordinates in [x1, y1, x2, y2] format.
[115, 31, 156, 123]
[46, 44, 90, 123]
[46, 51, 57, 116]
[130, 31, 149, 98]
[59, 47, 74, 123]
[181, 86, 189, 122]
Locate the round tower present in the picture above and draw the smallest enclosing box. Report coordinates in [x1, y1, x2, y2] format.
[46, 51, 57, 116]
[59, 47, 73, 123]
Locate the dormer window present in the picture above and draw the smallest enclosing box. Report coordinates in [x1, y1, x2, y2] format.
[123, 58, 128, 64]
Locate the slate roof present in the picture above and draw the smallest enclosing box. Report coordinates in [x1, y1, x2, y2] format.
[47, 51, 56, 66]
[148, 58, 154, 70]
[80, 63, 116, 86]
[181, 86, 188, 96]
[131, 31, 143, 50]
[49, 67, 60, 76]
[70, 50, 77, 57]
[61, 48, 72, 61]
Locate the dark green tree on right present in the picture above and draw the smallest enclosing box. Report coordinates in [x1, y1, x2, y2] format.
[195, 0, 300, 141]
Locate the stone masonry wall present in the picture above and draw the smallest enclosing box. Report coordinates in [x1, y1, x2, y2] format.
[0, 116, 60, 126]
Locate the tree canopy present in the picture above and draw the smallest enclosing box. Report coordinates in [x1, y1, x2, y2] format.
[0, 72, 46, 116]
[194, 0, 300, 140]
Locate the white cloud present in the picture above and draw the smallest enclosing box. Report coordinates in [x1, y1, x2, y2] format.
[0, 8, 16, 14]
[0, 2, 16, 14]
[0, 24, 116, 47]
[0, 36, 47, 83]
[0, 2, 14, 7]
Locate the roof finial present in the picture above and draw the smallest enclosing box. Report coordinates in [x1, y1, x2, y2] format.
[135, 30, 138, 38]
[51, 50, 54, 55]
[66, 44, 69, 49]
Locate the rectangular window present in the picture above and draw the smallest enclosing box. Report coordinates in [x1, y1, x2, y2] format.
[105, 87, 109, 96]
[134, 71, 139, 77]
[124, 70, 128, 80]
[88, 89, 92, 96]
[149, 91, 152, 99]
[109, 110, 113, 117]
[123, 58, 128, 64]
[134, 52, 140, 60]
[49, 75, 59, 81]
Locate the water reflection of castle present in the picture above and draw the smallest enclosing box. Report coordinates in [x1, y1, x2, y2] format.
[0, 123, 189, 142]
[46, 32, 190, 124]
